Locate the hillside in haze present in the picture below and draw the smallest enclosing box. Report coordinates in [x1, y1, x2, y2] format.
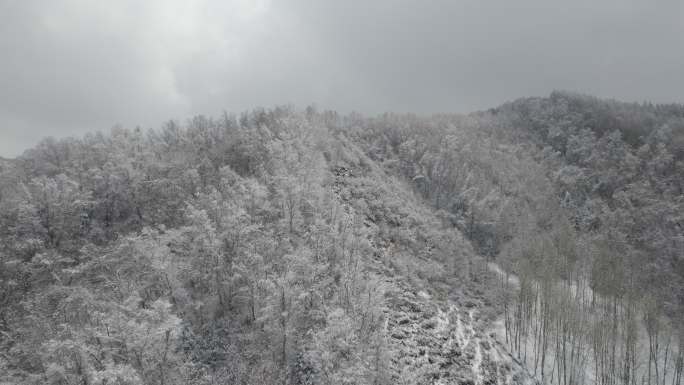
[0, 92, 682, 385]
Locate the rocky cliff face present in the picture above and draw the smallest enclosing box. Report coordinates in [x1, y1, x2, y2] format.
[331, 152, 536, 385]
[377, 256, 536, 385]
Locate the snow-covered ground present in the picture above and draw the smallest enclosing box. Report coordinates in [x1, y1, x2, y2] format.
[487, 262, 681, 385]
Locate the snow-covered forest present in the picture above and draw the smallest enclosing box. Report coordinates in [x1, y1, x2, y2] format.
[1, 91, 683, 385]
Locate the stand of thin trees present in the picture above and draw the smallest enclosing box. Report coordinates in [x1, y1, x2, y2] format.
[500, 234, 683, 385]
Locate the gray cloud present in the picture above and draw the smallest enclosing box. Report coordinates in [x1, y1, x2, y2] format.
[1, 0, 683, 156]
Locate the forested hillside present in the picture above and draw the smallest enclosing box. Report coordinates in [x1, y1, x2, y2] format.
[346, 91, 684, 385]
[0, 93, 682, 385]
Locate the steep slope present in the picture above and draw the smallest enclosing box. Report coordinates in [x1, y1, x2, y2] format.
[327, 137, 537, 385]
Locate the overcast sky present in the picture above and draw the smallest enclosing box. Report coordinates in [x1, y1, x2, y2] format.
[1, 0, 683, 157]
